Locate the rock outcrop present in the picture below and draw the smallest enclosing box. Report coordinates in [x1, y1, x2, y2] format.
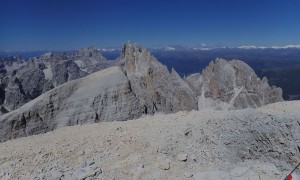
[0, 47, 119, 112]
[187, 58, 283, 110]
[121, 42, 197, 114]
[0, 57, 26, 108]
[0, 43, 283, 141]
[0, 42, 197, 141]
[72, 47, 109, 73]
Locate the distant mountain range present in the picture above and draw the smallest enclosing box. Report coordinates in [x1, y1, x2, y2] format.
[0, 42, 282, 142]
[1, 46, 300, 100]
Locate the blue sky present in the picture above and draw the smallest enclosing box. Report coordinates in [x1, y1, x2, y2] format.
[1, 0, 300, 51]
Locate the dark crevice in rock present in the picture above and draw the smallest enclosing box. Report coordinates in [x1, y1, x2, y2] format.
[21, 114, 27, 129]
[95, 112, 99, 123]
[144, 105, 148, 114]
[153, 102, 158, 112]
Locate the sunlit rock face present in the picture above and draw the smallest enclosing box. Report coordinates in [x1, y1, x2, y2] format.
[0, 43, 284, 142]
[0, 42, 197, 141]
[187, 58, 283, 110]
[121, 42, 197, 114]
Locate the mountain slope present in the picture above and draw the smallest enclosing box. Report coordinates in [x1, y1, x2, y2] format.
[0, 43, 283, 142]
[0, 66, 143, 141]
[0, 101, 299, 179]
[0, 47, 118, 112]
[0, 42, 198, 142]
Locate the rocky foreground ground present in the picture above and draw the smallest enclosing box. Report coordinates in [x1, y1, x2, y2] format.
[0, 101, 300, 179]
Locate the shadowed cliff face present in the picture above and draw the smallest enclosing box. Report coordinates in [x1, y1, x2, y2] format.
[0, 43, 283, 142]
[0, 47, 119, 112]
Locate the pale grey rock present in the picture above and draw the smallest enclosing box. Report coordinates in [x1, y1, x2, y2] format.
[0, 43, 197, 141]
[177, 153, 188, 161]
[0, 57, 26, 109]
[196, 58, 283, 110]
[190, 154, 197, 162]
[183, 172, 193, 178]
[0, 43, 285, 142]
[170, 68, 197, 112]
[185, 73, 203, 97]
[194, 170, 231, 180]
[2, 59, 47, 111]
[77, 166, 101, 179]
[72, 47, 113, 73]
[0, 101, 299, 179]
[15, 63, 45, 99]
[121, 42, 197, 114]
[0, 170, 12, 180]
[0, 66, 143, 141]
[0, 48, 119, 112]
[3, 76, 28, 111]
[159, 160, 170, 170]
[229, 166, 249, 177]
[0, 56, 25, 75]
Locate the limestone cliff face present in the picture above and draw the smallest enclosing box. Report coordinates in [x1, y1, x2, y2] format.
[1, 48, 118, 112]
[185, 73, 202, 97]
[0, 43, 198, 141]
[189, 58, 283, 110]
[0, 43, 284, 142]
[121, 42, 197, 114]
[0, 67, 143, 141]
[72, 47, 114, 74]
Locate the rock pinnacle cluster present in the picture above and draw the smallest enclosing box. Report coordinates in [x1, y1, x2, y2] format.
[0, 42, 283, 142]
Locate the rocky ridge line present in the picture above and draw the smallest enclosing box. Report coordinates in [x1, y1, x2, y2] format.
[0, 47, 119, 113]
[0, 42, 283, 142]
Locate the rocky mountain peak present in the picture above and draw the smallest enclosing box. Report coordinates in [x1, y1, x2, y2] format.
[0, 43, 284, 142]
[74, 47, 105, 60]
[0, 56, 25, 75]
[121, 42, 153, 76]
[0, 47, 118, 113]
[196, 58, 283, 109]
[120, 42, 197, 114]
[121, 42, 144, 58]
[39, 52, 69, 62]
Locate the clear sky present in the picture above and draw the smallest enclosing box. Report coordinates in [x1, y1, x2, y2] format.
[1, 0, 300, 51]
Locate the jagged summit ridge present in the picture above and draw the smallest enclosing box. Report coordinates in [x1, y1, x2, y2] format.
[0, 43, 283, 141]
[191, 58, 283, 109]
[0, 47, 118, 113]
[121, 42, 197, 114]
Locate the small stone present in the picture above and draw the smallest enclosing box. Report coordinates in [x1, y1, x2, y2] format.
[278, 137, 285, 144]
[139, 164, 144, 169]
[159, 161, 170, 170]
[183, 128, 192, 136]
[94, 168, 102, 177]
[190, 154, 196, 162]
[77, 166, 101, 179]
[184, 172, 193, 178]
[177, 153, 188, 161]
